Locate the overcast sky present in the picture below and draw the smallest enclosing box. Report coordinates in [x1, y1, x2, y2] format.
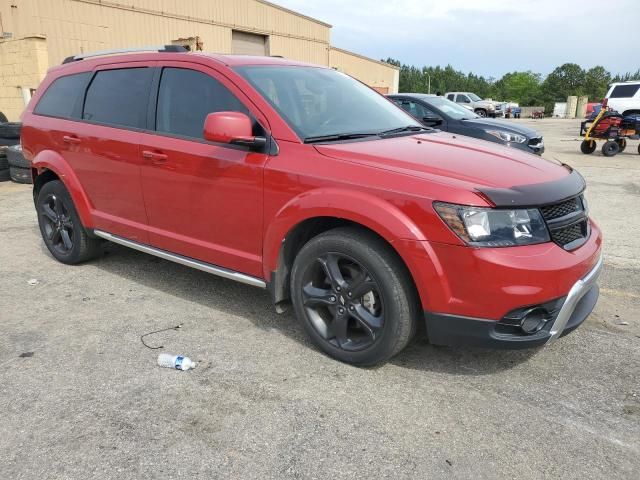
[276, 0, 640, 78]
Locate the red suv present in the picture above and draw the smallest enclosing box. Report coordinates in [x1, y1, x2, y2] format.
[21, 47, 603, 365]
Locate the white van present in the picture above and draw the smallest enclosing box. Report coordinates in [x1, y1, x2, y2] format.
[605, 81, 640, 115]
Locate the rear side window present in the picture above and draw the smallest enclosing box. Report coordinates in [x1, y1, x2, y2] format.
[447, 94, 455, 101]
[156, 68, 248, 139]
[609, 84, 640, 98]
[83, 68, 153, 128]
[34, 72, 91, 119]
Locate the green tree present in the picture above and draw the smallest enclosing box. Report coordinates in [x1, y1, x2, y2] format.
[583, 66, 611, 102]
[494, 71, 542, 105]
[612, 69, 640, 83]
[540, 63, 586, 113]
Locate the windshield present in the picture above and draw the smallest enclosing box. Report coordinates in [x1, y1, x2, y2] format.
[235, 66, 420, 141]
[424, 97, 479, 120]
[467, 93, 483, 102]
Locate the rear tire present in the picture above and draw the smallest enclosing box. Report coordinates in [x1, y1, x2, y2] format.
[602, 140, 620, 157]
[290, 227, 418, 366]
[580, 140, 596, 154]
[36, 180, 101, 264]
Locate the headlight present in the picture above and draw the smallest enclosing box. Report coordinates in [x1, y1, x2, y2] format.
[486, 130, 527, 144]
[434, 202, 550, 247]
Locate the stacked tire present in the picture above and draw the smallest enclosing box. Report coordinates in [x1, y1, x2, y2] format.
[0, 117, 25, 183]
[7, 145, 31, 184]
[0, 146, 9, 182]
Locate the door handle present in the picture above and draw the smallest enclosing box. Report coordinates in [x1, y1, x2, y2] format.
[63, 135, 81, 144]
[142, 150, 168, 164]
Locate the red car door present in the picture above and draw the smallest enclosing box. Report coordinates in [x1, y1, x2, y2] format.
[71, 62, 155, 242]
[138, 63, 270, 277]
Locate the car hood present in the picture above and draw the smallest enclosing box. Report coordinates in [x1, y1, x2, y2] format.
[461, 118, 540, 138]
[314, 132, 566, 191]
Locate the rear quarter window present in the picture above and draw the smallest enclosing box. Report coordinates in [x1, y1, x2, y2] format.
[609, 84, 640, 98]
[33, 72, 91, 119]
[83, 68, 153, 129]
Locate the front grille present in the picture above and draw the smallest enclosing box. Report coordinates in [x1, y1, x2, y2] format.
[540, 197, 579, 220]
[540, 195, 589, 250]
[552, 222, 585, 246]
[528, 137, 543, 146]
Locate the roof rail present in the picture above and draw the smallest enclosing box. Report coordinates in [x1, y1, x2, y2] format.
[62, 45, 188, 64]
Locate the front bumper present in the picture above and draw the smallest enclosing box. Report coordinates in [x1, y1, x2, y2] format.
[424, 255, 603, 349]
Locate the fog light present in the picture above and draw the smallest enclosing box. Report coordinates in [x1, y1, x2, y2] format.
[520, 307, 550, 334]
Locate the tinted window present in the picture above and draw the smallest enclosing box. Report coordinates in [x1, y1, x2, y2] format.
[83, 68, 153, 128]
[610, 84, 640, 98]
[447, 94, 455, 101]
[457, 95, 471, 103]
[34, 72, 91, 118]
[156, 68, 248, 139]
[398, 100, 430, 119]
[423, 97, 478, 120]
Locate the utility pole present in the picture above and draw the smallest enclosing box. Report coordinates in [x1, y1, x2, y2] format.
[425, 71, 431, 94]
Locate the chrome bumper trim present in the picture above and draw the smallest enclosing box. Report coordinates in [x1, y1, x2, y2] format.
[93, 230, 267, 289]
[546, 254, 603, 344]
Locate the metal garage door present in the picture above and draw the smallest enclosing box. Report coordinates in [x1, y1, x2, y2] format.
[232, 31, 268, 56]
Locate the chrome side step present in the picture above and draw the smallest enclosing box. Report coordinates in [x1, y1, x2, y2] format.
[93, 230, 266, 289]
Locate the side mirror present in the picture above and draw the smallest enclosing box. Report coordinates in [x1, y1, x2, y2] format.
[422, 116, 442, 127]
[203, 111, 266, 149]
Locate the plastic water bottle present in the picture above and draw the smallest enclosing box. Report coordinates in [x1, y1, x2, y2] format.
[157, 353, 197, 371]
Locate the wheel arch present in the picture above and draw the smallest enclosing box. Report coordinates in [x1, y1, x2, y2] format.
[264, 188, 429, 311]
[31, 150, 94, 227]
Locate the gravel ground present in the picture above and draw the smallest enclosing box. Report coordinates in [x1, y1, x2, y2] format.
[1, 118, 639, 479]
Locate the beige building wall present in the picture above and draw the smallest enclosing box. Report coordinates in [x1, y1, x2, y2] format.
[329, 47, 399, 94]
[0, 0, 398, 119]
[0, 0, 331, 66]
[0, 35, 48, 121]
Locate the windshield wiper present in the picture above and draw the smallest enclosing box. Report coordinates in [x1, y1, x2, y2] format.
[378, 125, 432, 137]
[304, 132, 380, 144]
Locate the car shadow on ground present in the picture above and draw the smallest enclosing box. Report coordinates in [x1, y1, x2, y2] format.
[87, 242, 537, 376]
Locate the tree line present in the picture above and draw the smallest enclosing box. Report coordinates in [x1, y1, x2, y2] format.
[383, 58, 640, 113]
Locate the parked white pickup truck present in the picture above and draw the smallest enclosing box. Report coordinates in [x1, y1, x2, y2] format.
[605, 81, 640, 116]
[444, 92, 498, 117]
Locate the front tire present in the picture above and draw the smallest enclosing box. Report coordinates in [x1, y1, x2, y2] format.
[475, 109, 487, 117]
[290, 227, 418, 366]
[36, 180, 101, 264]
[580, 140, 596, 154]
[602, 140, 620, 157]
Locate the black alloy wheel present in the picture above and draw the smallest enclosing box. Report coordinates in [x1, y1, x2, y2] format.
[301, 252, 384, 352]
[291, 227, 418, 366]
[36, 180, 101, 264]
[40, 192, 75, 256]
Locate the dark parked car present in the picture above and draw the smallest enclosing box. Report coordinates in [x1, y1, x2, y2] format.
[388, 93, 545, 155]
